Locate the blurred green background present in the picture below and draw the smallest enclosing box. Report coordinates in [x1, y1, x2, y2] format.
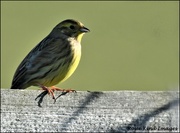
[1, 1, 179, 91]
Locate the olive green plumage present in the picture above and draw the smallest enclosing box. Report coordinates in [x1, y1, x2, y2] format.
[11, 19, 90, 89]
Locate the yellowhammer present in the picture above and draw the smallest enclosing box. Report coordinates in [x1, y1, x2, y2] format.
[11, 19, 90, 105]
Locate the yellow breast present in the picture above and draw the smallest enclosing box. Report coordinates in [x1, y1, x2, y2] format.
[44, 38, 81, 86]
[60, 44, 81, 83]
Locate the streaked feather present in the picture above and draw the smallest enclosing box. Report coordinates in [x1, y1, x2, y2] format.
[11, 19, 89, 89]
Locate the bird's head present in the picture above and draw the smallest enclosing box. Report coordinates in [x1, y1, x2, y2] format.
[51, 19, 90, 42]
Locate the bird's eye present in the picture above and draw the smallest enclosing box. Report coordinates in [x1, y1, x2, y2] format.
[70, 25, 75, 30]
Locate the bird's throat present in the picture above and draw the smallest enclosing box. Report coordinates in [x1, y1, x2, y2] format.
[76, 33, 85, 43]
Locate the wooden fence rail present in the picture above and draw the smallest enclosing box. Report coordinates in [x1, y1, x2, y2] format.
[1, 89, 179, 132]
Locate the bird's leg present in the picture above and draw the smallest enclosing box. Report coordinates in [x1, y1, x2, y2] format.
[51, 86, 76, 93]
[38, 85, 56, 100]
[36, 85, 76, 105]
[50, 86, 76, 103]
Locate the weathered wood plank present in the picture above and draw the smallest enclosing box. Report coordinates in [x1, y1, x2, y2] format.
[1, 89, 179, 132]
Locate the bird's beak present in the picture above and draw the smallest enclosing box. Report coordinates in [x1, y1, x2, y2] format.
[80, 26, 90, 33]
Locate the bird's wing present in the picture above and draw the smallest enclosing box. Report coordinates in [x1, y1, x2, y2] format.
[11, 36, 56, 89]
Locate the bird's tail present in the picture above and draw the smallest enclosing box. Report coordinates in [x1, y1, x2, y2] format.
[10, 82, 26, 89]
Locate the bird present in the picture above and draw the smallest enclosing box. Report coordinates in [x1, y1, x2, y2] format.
[10, 19, 90, 102]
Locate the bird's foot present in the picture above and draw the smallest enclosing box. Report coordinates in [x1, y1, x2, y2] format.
[35, 85, 57, 107]
[51, 86, 76, 103]
[51, 86, 76, 93]
[39, 85, 56, 100]
[41, 86, 77, 100]
[35, 85, 76, 106]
